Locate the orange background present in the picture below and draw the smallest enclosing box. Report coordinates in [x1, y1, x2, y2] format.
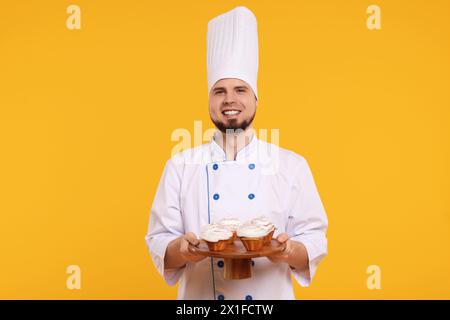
[0, 0, 449, 299]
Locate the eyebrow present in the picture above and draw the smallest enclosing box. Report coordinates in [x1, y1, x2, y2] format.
[213, 85, 249, 92]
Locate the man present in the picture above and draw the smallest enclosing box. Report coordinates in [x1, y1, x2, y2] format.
[145, 6, 328, 300]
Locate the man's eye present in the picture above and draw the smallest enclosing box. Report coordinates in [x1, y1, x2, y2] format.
[237, 89, 246, 92]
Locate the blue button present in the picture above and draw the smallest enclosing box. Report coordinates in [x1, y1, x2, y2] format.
[213, 164, 219, 170]
[248, 163, 255, 170]
[218, 294, 225, 300]
[213, 193, 220, 200]
[248, 193, 255, 200]
[218, 260, 224, 268]
[245, 295, 253, 300]
[251, 260, 255, 267]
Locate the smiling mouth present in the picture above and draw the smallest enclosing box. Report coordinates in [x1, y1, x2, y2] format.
[222, 110, 241, 116]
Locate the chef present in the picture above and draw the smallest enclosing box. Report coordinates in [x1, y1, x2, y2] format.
[145, 6, 328, 300]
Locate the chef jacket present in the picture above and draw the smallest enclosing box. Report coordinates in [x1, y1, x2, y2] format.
[145, 134, 328, 299]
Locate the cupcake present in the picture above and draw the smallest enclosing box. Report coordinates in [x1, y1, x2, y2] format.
[200, 224, 233, 251]
[237, 224, 267, 251]
[251, 216, 276, 244]
[215, 218, 241, 244]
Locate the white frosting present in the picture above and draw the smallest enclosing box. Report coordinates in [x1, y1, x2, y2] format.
[237, 224, 268, 238]
[251, 216, 275, 231]
[200, 224, 233, 242]
[201, 223, 222, 233]
[216, 218, 241, 232]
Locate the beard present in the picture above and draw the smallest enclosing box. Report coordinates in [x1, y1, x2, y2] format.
[211, 110, 256, 134]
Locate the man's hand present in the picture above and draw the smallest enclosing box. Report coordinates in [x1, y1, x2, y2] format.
[180, 232, 207, 263]
[266, 232, 293, 264]
[165, 232, 206, 270]
[266, 232, 309, 272]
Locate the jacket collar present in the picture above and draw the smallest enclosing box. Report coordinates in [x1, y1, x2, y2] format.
[209, 129, 258, 163]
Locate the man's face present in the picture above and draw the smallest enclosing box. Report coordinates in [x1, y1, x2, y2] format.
[209, 78, 257, 134]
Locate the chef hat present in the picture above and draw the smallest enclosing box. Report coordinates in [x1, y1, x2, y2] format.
[207, 6, 259, 99]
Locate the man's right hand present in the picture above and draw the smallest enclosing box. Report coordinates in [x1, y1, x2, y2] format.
[179, 232, 207, 263]
[165, 232, 207, 270]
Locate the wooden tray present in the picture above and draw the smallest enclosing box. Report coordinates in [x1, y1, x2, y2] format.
[189, 239, 286, 280]
[189, 239, 286, 258]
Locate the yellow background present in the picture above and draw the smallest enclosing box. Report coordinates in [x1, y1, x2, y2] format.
[1, 0, 449, 299]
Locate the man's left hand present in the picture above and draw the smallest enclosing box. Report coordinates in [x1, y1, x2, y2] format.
[266, 232, 293, 264]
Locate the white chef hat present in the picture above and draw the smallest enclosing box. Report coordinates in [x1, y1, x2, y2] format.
[207, 6, 259, 99]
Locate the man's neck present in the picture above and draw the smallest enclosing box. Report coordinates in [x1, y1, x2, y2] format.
[214, 127, 254, 161]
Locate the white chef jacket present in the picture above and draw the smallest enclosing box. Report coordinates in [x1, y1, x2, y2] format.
[145, 133, 328, 300]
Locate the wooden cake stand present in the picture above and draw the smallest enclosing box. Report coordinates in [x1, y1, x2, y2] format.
[188, 239, 286, 280]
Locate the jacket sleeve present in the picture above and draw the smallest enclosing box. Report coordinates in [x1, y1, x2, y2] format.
[286, 157, 328, 287]
[145, 158, 185, 286]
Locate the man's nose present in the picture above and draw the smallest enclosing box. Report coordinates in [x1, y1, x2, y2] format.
[223, 92, 236, 105]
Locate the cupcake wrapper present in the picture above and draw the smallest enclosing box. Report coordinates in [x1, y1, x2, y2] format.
[206, 240, 227, 251]
[239, 237, 264, 251]
[263, 229, 275, 245]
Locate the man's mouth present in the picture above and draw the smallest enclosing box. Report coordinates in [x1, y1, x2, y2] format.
[222, 110, 241, 116]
